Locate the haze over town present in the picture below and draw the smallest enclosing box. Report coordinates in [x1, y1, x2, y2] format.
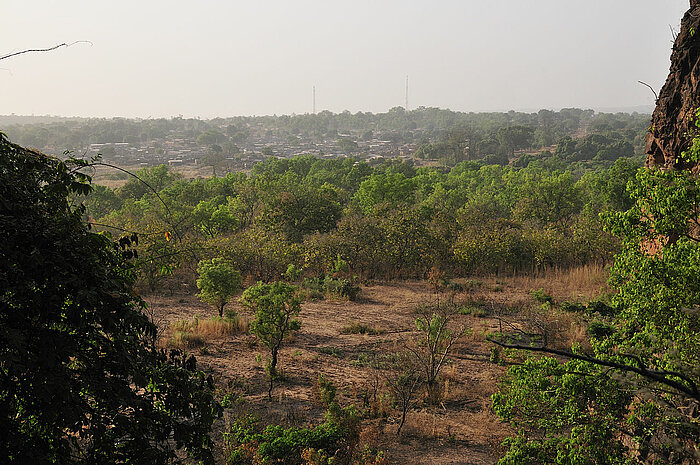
[1, 0, 689, 118]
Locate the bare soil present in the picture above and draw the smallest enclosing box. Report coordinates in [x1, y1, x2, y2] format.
[145, 272, 605, 464]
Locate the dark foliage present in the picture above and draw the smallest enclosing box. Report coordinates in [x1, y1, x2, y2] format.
[0, 134, 220, 464]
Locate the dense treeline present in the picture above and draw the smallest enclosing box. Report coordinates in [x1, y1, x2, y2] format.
[87, 151, 641, 287]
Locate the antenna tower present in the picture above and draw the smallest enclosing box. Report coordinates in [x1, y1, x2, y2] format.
[405, 75, 409, 110]
[313, 86, 316, 114]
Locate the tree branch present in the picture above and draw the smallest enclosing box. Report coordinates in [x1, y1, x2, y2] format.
[0, 41, 92, 61]
[487, 336, 699, 401]
[638, 80, 659, 102]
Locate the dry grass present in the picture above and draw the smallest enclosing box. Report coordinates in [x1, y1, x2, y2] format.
[169, 315, 248, 349]
[148, 280, 572, 464]
[341, 320, 385, 335]
[547, 309, 591, 351]
[506, 263, 609, 301]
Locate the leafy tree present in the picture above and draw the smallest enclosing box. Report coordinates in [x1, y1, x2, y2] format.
[117, 164, 182, 200]
[497, 125, 534, 157]
[99, 195, 181, 292]
[353, 172, 415, 214]
[201, 144, 225, 177]
[83, 183, 124, 219]
[196, 257, 242, 317]
[191, 195, 240, 238]
[376, 205, 433, 278]
[0, 134, 220, 464]
[257, 178, 342, 242]
[241, 282, 302, 399]
[492, 166, 700, 464]
[513, 171, 584, 230]
[583, 157, 643, 212]
[492, 358, 630, 465]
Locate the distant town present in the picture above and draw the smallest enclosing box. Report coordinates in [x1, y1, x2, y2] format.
[0, 107, 650, 179]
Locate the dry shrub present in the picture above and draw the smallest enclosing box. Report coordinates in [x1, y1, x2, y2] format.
[355, 425, 388, 465]
[459, 406, 508, 445]
[468, 377, 499, 402]
[358, 424, 382, 451]
[467, 320, 493, 343]
[170, 330, 205, 349]
[356, 372, 392, 419]
[552, 309, 590, 350]
[520, 306, 589, 351]
[401, 411, 444, 440]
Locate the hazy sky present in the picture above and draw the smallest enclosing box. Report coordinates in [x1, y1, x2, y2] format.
[1, 0, 690, 118]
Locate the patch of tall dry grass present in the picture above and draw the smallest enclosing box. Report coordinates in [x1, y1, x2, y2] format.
[169, 315, 249, 349]
[509, 263, 609, 301]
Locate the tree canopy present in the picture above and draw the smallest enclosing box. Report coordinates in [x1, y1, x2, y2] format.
[196, 257, 242, 317]
[492, 166, 700, 464]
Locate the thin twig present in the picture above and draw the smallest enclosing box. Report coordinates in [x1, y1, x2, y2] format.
[89, 161, 180, 241]
[88, 221, 168, 237]
[0, 41, 93, 61]
[670, 24, 678, 42]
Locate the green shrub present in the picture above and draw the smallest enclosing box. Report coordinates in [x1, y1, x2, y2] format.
[342, 321, 384, 335]
[490, 346, 501, 364]
[587, 321, 615, 340]
[560, 300, 586, 313]
[530, 288, 554, 305]
[587, 300, 615, 316]
[317, 346, 343, 357]
[224, 378, 362, 465]
[301, 275, 361, 301]
[224, 307, 239, 320]
[324, 276, 361, 301]
[350, 352, 375, 368]
[315, 374, 337, 408]
[458, 305, 487, 317]
[463, 279, 483, 292]
[284, 263, 303, 282]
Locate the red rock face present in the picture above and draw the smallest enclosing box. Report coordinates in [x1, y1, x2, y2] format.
[645, 1, 700, 170]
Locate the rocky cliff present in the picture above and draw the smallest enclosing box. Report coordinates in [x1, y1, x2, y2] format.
[646, 1, 700, 169]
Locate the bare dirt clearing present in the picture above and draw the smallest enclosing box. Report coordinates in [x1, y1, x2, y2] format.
[146, 271, 606, 464]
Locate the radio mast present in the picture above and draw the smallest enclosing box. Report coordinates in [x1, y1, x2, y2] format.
[405, 75, 409, 111]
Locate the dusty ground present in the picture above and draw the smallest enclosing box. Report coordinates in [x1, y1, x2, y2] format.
[145, 269, 607, 464]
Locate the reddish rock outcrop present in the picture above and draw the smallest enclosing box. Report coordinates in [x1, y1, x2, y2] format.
[646, 1, 700, 169]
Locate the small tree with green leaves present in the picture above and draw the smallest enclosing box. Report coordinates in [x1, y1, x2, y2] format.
[241, 281, 302, 399]
[196, 258, 242, 317]
[408, 304, 462, 403]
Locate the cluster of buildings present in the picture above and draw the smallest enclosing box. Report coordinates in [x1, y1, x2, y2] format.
[86, 128, 419, 172]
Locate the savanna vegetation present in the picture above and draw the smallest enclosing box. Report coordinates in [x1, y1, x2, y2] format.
[83, 148, 642, 289]
[3, 103, 698, 464]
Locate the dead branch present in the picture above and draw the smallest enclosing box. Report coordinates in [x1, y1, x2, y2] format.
[0, 41, 92, 62]
[670, 24, 679, 42]
[638, 80, 659, 102]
